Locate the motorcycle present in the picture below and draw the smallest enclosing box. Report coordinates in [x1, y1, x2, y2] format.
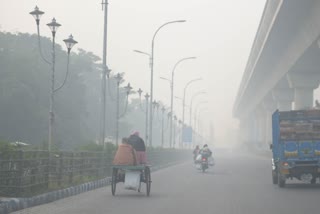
[195, 154, 213, 172]
[201, 156, 209, 172]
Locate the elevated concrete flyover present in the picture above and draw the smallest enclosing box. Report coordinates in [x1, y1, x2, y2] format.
[233, 0, 320, 148]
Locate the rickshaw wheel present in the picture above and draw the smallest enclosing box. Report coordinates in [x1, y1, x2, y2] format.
[145, 166, 151, 196]
[111, 168, 118, 196]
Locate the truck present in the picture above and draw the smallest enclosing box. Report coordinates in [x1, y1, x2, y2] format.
[271, 109, 320, 187]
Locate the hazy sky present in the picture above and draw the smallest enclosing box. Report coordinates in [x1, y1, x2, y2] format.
[0, 0, 266, 142]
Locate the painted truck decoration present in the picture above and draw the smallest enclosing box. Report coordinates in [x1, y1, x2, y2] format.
[271, 109, 320, 187]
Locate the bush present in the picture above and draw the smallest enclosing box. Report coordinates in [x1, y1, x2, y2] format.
[0, 140, 17, 151]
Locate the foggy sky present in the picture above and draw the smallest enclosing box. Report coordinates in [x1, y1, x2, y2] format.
[0, 0, 266, 143]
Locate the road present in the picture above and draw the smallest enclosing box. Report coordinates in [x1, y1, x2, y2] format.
[13, 149, 320, 214]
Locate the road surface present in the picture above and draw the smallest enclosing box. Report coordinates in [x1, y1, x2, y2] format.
[13, 149, 320, 214]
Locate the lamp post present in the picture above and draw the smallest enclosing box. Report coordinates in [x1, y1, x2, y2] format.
[169, 57, 196, 149]
[115, 74, 132, 146]
[195, 108, 209, 145]
[182, 78, 202, 146]
[138, 89, 150, 145]
[178, 119, 182, 148]
[115, 73, 122, 146]
[30, 6, 77, 151]
[193, 101, 208, 128]
[144, 93, 151, 146]
[173, 115, 178, 148]
[100, 0, 111, 147]
[192, 102, 208, 146]
[149, 20, 186, 147]
[189, 91, 206, 126]
[161, 106, 166, 147]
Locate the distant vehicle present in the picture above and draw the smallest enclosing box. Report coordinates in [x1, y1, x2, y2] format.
[10, 141, 30, 147]
[105, 136, 116, 145]
[271, 110, 320, 187]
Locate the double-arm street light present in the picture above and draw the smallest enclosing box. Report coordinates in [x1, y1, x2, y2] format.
[169, 57, 196, 148]
[194, 108, 209, 146]
[189, 91, 206, 126]
[30, 6, 78, 151]
[182, 78, 202, 139]
[135, 20, 186, 147]
[194, 101, 208, 129]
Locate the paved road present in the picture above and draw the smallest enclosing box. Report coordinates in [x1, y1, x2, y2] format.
[14, 149, 320, 214]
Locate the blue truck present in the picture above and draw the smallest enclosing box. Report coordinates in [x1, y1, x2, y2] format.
[271, 109, 320, 187]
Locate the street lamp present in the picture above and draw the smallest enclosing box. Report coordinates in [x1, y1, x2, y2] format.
[178, 119, 182, 148]
[195, 108, 209, 146]
[115, 73, 122, 146]
[161, 106, 166, 147]
[30, 6, 77, 151]
[192, 101, 208, 146]
[99, 0, 111, 147]
[173, 115, 178, 148]
[169, 57, 196, 149]
[189, 91, 206, 126]
[144, 93, 150, 145]
[148, 20, 186, 147]
[194, 101, 208, 129]
[181, 78, 202, 146]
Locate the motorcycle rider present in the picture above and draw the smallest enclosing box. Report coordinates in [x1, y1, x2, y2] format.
[193, 145, 200, 162]
[199, 144, 212, 159]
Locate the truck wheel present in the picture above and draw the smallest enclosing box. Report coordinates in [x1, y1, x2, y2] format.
[278, 173, 285, 188]
[272, 170, 278, 184]
[311, 178, 316, 184]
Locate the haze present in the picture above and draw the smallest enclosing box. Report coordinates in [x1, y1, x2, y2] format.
[0, 0, 266, 144]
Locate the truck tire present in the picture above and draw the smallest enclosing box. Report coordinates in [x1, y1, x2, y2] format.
[311, 178, 316, 184]
[278, 173, 285, 188]
[272, 170, 278, 184]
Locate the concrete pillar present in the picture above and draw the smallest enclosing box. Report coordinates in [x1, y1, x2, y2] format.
[277, 101, 292, 111]
[294, 88, 313, 110]
[255, 108, 266, 148]
[262, 94, 277, 148]
[239, 115, 256, 148]
[272, 88, 294, 111]
[239, 119, 248, 145]
[287, 72, 320, 110]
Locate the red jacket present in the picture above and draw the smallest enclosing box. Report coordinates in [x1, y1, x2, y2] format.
[113, 144, 137, 165]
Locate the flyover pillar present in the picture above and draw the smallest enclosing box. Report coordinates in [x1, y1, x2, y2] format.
[262, 95, 277, 148]
[239, 114, 258, 148]
[287, 72, 320, 110]
[272, 88, 293, 111]
[254, 107, 266, 148]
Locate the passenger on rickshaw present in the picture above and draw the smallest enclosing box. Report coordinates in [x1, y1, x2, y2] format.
[113, 137, 137, 165]
[128, 131, 147, 164]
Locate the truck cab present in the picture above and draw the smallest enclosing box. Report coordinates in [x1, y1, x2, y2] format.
[271, 110, 320, 187]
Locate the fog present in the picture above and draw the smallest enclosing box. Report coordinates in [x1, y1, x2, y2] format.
[0, 0, 266, 145]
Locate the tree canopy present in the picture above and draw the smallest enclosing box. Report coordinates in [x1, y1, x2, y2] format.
[0, 31, 170, 150]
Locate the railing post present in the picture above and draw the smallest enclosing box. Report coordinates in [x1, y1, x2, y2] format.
[58, 152, 63, 187]
[69, 153, 74, 184]
[18, 150, 24, 196]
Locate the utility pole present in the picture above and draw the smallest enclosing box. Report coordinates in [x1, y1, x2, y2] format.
[100, 0, 111, 149]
